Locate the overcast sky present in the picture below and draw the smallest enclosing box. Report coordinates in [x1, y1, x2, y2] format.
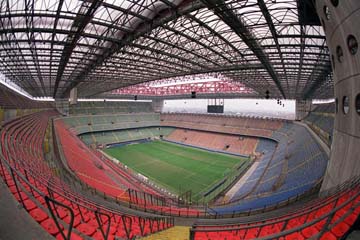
[163, 98, 296, 120]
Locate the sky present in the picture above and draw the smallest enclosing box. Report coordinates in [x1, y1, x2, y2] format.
[162, 98, 296, 120]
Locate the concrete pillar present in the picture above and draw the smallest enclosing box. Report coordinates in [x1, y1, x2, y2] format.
[69, 87, 78, 105]
[315, 0, 360, 190]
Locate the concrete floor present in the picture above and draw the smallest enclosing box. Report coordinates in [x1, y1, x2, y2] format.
[346, 231, 360, 240]
[0, 178, 54, 240]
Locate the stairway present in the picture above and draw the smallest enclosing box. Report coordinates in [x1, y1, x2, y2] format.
[141, 226, 190, 240]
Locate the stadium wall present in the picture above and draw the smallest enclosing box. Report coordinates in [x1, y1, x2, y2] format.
[316, 0, 360, 190]
[295, 100, 312, 120]
[152, 99, 164, 112]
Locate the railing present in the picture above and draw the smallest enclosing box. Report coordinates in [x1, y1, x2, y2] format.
[0, 111, 174, 239]
[189, 176, 360, 239]
[0, 141, 174, 240]
[51, 117, 329, 219]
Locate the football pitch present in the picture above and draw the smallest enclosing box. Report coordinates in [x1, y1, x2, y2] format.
[104, 140, 250, 202]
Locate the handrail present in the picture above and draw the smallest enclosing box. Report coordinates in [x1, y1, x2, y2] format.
[52, 119, 329, 218]
[0, 111, 174, 239]
[192, 178, 360, 232]
[1, 110, 335, 222]
[45, 196, 75, 240]
[193, 176, 360, 227]
[189, 184, 360, 239]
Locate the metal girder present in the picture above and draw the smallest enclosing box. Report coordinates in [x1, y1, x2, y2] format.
[53, 0, 103, 97]
[49, 0, 65, 96]
[84, 63, 264, 97]
[185, 14, 245, 60]
[257, 0, 289, 95]
[24, 0, 46, 96]
[61, 0, 205, 98]
[295, 25, 306, 98]
[303, 60, 332, 100]
[200, 0, 286, 98]
[0, 0, 40, 96]
[0, 0, 332, 100]
[161, 24, 233, 63]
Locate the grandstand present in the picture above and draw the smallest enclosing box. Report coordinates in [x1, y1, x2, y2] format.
[304, 102, 335, 146]
[1, 0, 360, 240]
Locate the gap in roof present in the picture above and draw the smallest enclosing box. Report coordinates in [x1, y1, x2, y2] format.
[148, 75, 229, 88]
[111, 74, 255, 96]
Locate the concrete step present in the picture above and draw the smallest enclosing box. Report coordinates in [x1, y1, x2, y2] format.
[141, 226, 190, 240]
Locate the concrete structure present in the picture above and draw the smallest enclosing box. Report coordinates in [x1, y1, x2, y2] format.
[316, 0, 360, 190]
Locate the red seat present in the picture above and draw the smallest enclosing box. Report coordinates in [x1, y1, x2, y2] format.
[41, 218, 63, 235]
[23, 199, 37, 211]
[56, 230, 83, 240]
[286, 216, 306, 229]
[29, 208, 49, 222]
[54, 209, 68, 219]
[63, 215, 81, 227]
[301, 226, 319, 238]
[77, 223, 96, 236]
[319, 231, 337, 240]
[331, 222, 350, 238]
[244, 227, 259, 239]
[284, 232, 305, 240]
[92, 230, 115, 240]
[14, 192, 29, 201]
[258, 224, 281, 237]
[344, 212, 359, 225]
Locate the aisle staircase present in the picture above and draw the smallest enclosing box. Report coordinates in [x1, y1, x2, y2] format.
[141, 226, 190, 240]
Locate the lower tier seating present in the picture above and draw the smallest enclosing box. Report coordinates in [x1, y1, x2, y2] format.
[0, 111, 173, 239]
[191, 178, 360, 240]
[165, 129, 258, 156]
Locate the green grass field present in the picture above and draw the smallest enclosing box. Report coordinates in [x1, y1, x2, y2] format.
[104, 140, 249, 202]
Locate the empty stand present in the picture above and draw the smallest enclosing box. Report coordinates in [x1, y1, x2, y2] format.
[304, 103, 335, 146]
[58, 112, 328, 218]
[62, 113, 160, 134]
[0, 111, 173, 239]
[166, 129, 258, 156]
[0, 84, 53, 110]
[191, 177, 360, 240]
[69, 101, 154, 115]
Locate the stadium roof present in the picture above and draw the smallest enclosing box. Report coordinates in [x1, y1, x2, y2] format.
[0, 0, 332, 100]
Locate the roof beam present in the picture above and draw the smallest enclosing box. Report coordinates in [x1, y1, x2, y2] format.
[295, 25, 306, 98]
[52, 0, 103, 97]
[61, 0, 205, 98]
[0, 0, 39, 96]
[24, 0, 47, 96]
[258, 0, 289, 96]
[200, 0, 286, 98]
[49, 0, 65, 96]
[83, 63, 264, 97]
[303, 60, 332, 100]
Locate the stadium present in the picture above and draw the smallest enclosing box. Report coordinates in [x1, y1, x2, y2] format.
[0, 0, 359, 239]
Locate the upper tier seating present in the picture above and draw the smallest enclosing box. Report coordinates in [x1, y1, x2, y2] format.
[62, 113, 160, 134]
[69, 101, 154, 115]
[216, 123, 328, 214]
[0, 111, 173, 239]
[160, 113, 283, 137]
[313, 102, 335, 113]
[304, 103, 335, 146]
[191, 177, 360, 240]
[80, 127, 175, 145]
[0, 84, 53, 109]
